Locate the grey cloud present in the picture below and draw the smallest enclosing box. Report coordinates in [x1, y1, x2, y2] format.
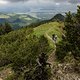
[68, 0, 79, 4]
[53, 0, 79, 4]
[53, 0, 66, 2]
[4, 0, 28, 2]
[3, 0, 80, 4]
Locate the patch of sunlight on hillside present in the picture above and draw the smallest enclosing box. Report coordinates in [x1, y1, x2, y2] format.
[24, 17, 32, 20]
[34, 22, 63, 40]
[0, 15, 10, 18]
[33, 22, 64, 48]
[19, 15, 27, 18]
[7, 14, 16, 16]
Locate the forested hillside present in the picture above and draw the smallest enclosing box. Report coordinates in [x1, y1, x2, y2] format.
[0, 6, 80, 80]
[0, 20, 63, 80]
[0, 13, 40, 29]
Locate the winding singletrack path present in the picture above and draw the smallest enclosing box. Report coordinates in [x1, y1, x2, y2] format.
[45, 32, 56, 68]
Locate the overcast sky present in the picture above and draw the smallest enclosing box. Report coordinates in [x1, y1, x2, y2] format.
[0, 0, 80, 13]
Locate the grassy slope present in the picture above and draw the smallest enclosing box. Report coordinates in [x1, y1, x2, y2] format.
[0, 21, 64, 80]
[34, 22, 64, 48]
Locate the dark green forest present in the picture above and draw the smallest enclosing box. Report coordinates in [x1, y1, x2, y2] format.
[56, 6, 80, 61]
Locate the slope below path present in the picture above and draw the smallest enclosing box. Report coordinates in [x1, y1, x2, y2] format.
[46, 31, 80, 80]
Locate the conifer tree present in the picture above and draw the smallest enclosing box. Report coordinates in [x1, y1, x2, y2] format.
[56, 6, 80, 61]
[4, 22, 12, 33]
[76, 6, 80, 23]
[24, 53, 51, 80]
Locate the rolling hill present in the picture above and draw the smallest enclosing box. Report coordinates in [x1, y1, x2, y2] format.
[0, 13, 65, 30]
[50, 13, 65, 21]
[34, 22, 64, 48]
[0, 13, 40, 29]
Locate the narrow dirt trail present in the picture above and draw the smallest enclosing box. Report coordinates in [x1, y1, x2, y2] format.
[0, 78, 3, 80]
[45, 32, 56, 68]
[45, 33, 54, 43]
[46, 33, 80, 80]
[48, 49, 56, 68]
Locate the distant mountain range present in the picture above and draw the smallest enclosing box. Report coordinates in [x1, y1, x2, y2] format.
[0, 13, 41, 29]
[0, 12, 65, 29]
[50, 13, 65, 21]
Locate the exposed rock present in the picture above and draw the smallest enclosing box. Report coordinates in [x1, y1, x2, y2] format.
[52, 63, 80, 80]
[0, 68, 12, 80]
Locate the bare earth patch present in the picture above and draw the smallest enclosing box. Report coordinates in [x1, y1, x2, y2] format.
[0, 68, 12, 80]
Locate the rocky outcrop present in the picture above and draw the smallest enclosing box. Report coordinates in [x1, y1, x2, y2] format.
[0, 68, 12, 80]
[51, 63, 80, 80]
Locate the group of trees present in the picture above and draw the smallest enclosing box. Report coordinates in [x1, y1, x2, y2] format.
[24, 53, 51, 80]
[12, 35, 51, 80]
[0, 26, 51, 80]
[26, 19, 50, 28]
[0, 22, 12, 35]
[56, 6, 80, 61]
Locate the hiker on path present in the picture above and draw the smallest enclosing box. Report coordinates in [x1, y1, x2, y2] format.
[52, 34, 57, 43]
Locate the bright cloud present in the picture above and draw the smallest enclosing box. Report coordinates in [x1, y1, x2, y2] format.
[0, 0, 8, 4]
[55, 3, 60, 6]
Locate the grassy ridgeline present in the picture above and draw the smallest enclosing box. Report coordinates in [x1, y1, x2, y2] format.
[0, 21, 63, 80]
[34, 22, 64, 48]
